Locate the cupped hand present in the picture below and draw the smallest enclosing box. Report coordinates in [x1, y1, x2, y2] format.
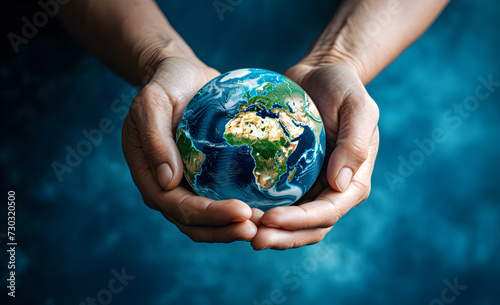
[122, 57, 259, 242]
[251, 61, 380, 250]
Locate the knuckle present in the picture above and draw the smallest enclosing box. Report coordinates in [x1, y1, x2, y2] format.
[352, 180, 371, 203]
[330, 211, 344, 226]
[360, 184, 371, 203]
[368, 99, 380, 123]
[141, 130, 164, 151]
[310, 231, 327, 246]
[286, 240, 298, 250]
[170, 209, 186, 225]
[173, 196, 195, 225]
[321, 199, 342, 226]
[141, 194, 159, 211]
[324, 200, 349, 226]
[346, 137, 370, 165]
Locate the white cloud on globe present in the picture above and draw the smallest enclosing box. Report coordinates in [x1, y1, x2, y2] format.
[220, 68, 251, 82]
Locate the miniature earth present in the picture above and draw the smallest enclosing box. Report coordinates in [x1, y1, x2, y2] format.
[176, 68, 326, 210]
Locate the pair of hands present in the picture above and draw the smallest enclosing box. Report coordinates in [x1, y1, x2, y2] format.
[122, 56, 379, 250]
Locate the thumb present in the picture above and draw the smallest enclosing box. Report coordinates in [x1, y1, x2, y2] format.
[327, 80, 379, 192]
[131, 82, 184, 190]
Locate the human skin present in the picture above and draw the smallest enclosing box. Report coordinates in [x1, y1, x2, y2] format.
[59, 0, 449, 249]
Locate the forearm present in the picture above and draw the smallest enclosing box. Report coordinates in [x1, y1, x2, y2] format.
[301, 0, 449, 84]
[59, 0, 198, 86]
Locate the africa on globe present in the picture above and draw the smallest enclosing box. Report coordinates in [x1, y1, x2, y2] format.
[176, 68, 326, 210]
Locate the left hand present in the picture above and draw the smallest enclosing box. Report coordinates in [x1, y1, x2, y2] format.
[250, 61, 380, 250]
[122, 57, 258, 243]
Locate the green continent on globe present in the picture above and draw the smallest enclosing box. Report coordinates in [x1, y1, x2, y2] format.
[224, 79, 323, 191]
[176, 129, 205, 185]
[238, 80, 324, 144]
[224, 111, 297, 190]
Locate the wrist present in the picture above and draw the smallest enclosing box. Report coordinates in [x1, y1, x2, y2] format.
[298, 42, 368, 85]
[135, 35, 200, 86]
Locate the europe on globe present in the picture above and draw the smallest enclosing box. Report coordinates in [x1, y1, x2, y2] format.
[176, 68, 326, 210]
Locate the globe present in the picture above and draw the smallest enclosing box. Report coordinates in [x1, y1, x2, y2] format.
[176, 68, 326, 210]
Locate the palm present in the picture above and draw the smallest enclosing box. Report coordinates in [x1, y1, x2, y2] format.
[285, 63, 379, 201]
[249, 63, 379, 250]
[122, 57, 258, 243]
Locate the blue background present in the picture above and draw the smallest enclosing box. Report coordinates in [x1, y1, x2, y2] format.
[1, 0, 499, 304]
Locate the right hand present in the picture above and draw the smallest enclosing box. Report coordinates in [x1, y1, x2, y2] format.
[122, 57, 259, 242]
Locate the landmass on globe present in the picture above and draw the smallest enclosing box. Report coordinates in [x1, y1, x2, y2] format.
[223, 80, 323, 190]
[176, 129, 205, 185]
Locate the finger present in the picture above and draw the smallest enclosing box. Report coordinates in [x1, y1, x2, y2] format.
[130, 82, 183, 191]
[251, 226, 331, 250]
[250, 208, 264, 227]
[156, 187, 253, 226]
[327, 80, 379, 192]
[122, 118, 253, 226]
[163, 213, 258, 243]
[261, 188, 360, 231]
[262, 128, 379, 231]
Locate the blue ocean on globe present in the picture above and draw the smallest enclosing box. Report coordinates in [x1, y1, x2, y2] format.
[176, 68, 326, 209]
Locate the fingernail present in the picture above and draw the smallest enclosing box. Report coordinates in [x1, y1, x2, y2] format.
[157, 163, 172, 190]
[258, 246, 270, 251]
[232, 217, 247, 222]
[336, 167, 353, 192]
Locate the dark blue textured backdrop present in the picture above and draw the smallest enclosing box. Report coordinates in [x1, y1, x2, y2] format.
[1, 0, 499, 304]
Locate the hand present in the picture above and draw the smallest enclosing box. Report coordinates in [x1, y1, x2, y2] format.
[250, 61, 380, 250]
[122, 56, 258, 242]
